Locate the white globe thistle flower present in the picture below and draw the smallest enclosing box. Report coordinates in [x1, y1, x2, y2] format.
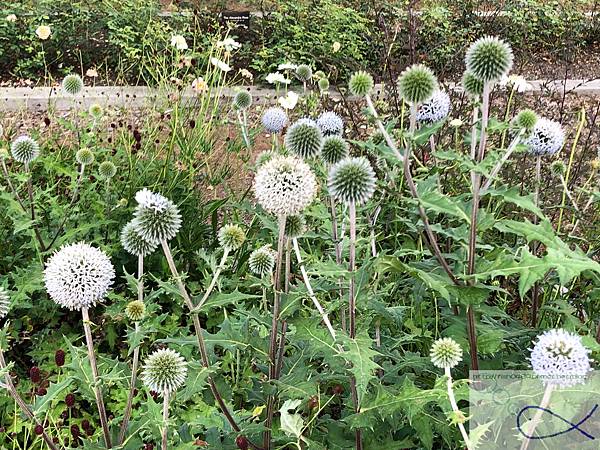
[430, 337, 463, 369]
[142, 348, 187, 394]
[218, 224, 246, 251]
[0, 287, 10, 319]
[262, 107, 288, 134]
[530, 329, 592, 387]
[44, 242, 115, 311]
[523, 118, 565, 156]
[328, 157, 376, 206]
[416, 90, 451, 124]
[132, 188, 182, 245]
[121, 221, 158, 257]
[248, 245, 276, 277]
[11, 135, 40, 164]
[317, 111, 344, 137]
[254, 155, 318, 216]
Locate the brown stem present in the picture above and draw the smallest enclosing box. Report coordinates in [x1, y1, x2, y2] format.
[81, 308, 112, 448]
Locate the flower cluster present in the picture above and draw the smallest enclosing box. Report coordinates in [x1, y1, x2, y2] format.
[132, 188, 182, 244]
[465, 36, 513, 83]
[249, 245, 277, 276]
[125, 300, 146, 322]
[523, 118, 565, 156]
[328, 157, 376, 206]
[317, 111, 344, 137]
[285, 119, 323, 159]
[142, 348, 187, 394]
[430, 337, 463, 369]
[416, 90, 451, 124]
[121, 221, 158, 257]
[218, 224, 246, 251]
[11, 135, 40, 164]
[262, 107, 288, 134]
[0, 287, 10, 319]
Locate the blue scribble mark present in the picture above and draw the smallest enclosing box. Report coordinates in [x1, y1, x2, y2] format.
[516, 404, 598, 440]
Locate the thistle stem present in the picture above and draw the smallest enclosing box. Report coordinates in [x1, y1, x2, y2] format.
[81, 307, 112, 448]
[531, 156, 542, 327]
[161, 390, 170, 450]
[481, 129, 525, 193]
[444, 367, 472, 450]
[365, 94, 404, 162]
[329, 195, 346, 332]
[195, 249, 230, 311]
[519, 383, 554, 450]
[237, 111, 251, 148]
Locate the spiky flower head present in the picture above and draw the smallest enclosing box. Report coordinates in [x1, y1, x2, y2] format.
[523, 118, 565, 156]
[328, 157, 376, 206]
[125, 300, 146, 322]
[121, 221, 158, 257]
[248, 245, 276, 277]
[254, 155, 318, 217]
[132, 188, 182, 245]
[233, 90, 252, 111]
[465, 36, 514, 83]
[98, 161, 117, 179]
[430, 337, 463, 369]
[285, 119, 323, 159]
[262, 107, 288, 134]
[44, 242, 115, 311]
[397, 64, 438, 105]
[550, 160, 566, 177]
[530, 328, 592, 387]
[295, 64, 313, 82]
[416, 90, 451, 123]
[11, 135, 40, 164]
[321, 136, 350, 166]
[317, 111, 344, 137]
[142, 348, 187, 394]
[218, 224, 246, 251]
[515, 109, 538, 131]
[76, 148, 94, 166]
[285, 215, 306, 238]
[349, 71, 374, 97]
[462, 71, 484, 98]
[0, 287, 10, 319]
[318, 78, 330, 92]
[62, 74, 84, 96]
[88, 103, 103, 120]
[314, 70, 326, 80]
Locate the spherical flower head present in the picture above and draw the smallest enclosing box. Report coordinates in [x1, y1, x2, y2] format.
[550, 160, 566, 177]
[62, 74, 84, 96]
[44, 242, 115, 311]
[285, 215, 306, 238]
[321, 135, 349, 166]
[142, 348, 187, 394]
[218, 224, 246, 251]
[133, 188, 182, 244]
[248, 245, 276, 276]
[530, 328, 592, 387]
[430, 337, 462, 369]
[349, 71, 374, 97]
[462, 71, 484, 98]
[317, 111, 344, 137]
[98, 161, 117, 179]
[255, 150, 276, 168]
[515, 109, 538, 131]
[397, 64, 438, 105]
[523, 118, 565, 156]
[318, 78, 330, 92]
[75, 148, 94, 166]
[295, 64, 313, 82]
[416, 90, 451, 124]
[262, 107, 288, 134]
[285, 119, 323, 159]
[125, 300, 146, 322]
[121, 221, 158, 257]
[465, 36, 514, 83]
[254, 155, 318, 216]
[233, 90, 252, 111]
[11, 135, 40, 164]
[0, 287, 10, 319]
[328, 157, 376, 206]
[89, 103, 104, 120]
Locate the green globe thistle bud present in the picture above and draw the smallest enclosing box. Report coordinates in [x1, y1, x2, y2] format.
[465, 36, 514, 83]
[142, 348, 187, 394]
[285, 215, 306, 238]
[62, 74, 84, 96]
[255, 150, 276, 168]
[515, 109, 538, 131]
[295, 64, 313, 82]
[125, 300, 146, 322]
[98, 161, 117, 179]
[89, 103, 104, 119]
[233, 90, 252, 111]
[461, 71, 484, 99]
[349, 71, 374, 97]
[550, 160, 566, 177]
[248, 245, 276, 277]
[11, 135, 40, 164]
[218, 224, 246, 251]
[314, 70, 326, 80]
[321, 135, 349, 166]
[0, 148, 8, 160]
[75, 147, 94, 166]
[328, 157, 376, 205]
[285, 119, 323, 159]
[430, 337, 462, 369]
[121, 221, 157, 257]
[371, 131, 385, 146]
[397, 64, 438, 105]
[0, 287, 10, 319]
[318, 78, 330, 92]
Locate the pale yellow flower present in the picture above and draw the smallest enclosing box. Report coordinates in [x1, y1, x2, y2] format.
[239, 69, 253, 82]
[210, 57, 231, 73]
[170, 35, 188, 50]
[191, 77, 208, 94]
[449, 118, 463, 127]
[36, 25, 51, 40]
[332, 41, 341, 53]
[86, 68, 99, 78]
[6, 14, 17, 23]
[278, 91, 299, 110]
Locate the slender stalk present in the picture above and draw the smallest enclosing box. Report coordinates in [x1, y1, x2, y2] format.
[25, 163, 36, 224]
[194, 249, 230, 311]
[237, 111, 251, 148]
[531, 156, 542, 327]
[365, 94, 404, 162]
[81, 308, 112, 448]
[0, 349, 59, 450]
[161, 390, 170, 450]
[559, 174, 580, 212]
[292, 238, 336, 340]
[481, 129, 525, 193]
[444, 367, 472, 450]
[329, 195, 346, 333]
[519, 383, 554, 450]
[429, 135, 436, 154]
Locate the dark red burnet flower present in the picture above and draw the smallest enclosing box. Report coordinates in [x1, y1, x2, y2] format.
[55, 349, 66, 367]
[235, 435, 249, 450]
[29, 366, 41, 384]
[70, 424, 80, 438]
[37, 387, 47, 396]
[65, 393, 76, 408]
[81, 419, 90, 430]
[34, 424, 44, 435]
[144, 443, 154, 450]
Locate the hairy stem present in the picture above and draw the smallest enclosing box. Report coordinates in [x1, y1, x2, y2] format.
[161, 390, 170, 450]
[481, 129, 525, 193]
[194, 248, 230, 311]
[519, 383, 554, 450]
[444, 367, 472, 450]
[365, 94, 404, 162]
